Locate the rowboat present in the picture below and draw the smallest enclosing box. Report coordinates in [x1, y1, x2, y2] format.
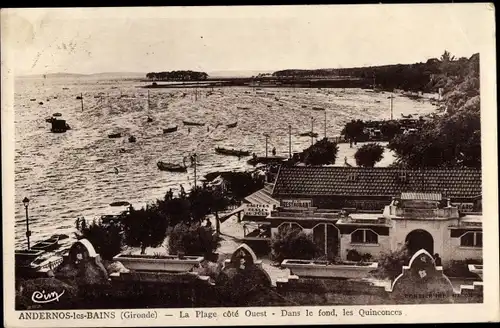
[53, 112, 62, 117]
[108, 133, 122, 138]
[312, 107, 325, 111]
[163, 126, 178, 133]
[215, 147, 250, 157]
[299, 131, 318, 138]
[31, 236, 61, 252]
[183, 120, 205, 126]
[227, 122, 238, 128]
[157, 161, 187, 172]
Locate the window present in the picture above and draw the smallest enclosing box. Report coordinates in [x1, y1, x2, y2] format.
[277, 222, 303, 234]
[460, 231, 482, 247]
[398, 172, 407, 183]
[347, 173, 357, 182]
[351, 229, 378, 244]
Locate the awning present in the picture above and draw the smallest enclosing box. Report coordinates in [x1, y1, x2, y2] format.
[401, 192, 442, 201]
[244, 184, 280, 207]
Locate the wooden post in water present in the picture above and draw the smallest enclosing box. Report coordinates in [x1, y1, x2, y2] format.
[288, 124, 292, 158]
[264, 134, 269, 158]
[311, 117, 314, 146]
[388, 94, 395, 120]
[324, 110, 327, 139]
[80, 93, 83, 111]
[193, 153, 197, 188]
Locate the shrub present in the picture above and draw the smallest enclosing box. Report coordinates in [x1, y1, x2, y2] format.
[168, 222, 220, 258]
[75, 217, 123, 261]
[270, 226, 321, 263]
[354, 143, 385, 167]
[374, 245, 411, 281]
[346, 249, 373, 262]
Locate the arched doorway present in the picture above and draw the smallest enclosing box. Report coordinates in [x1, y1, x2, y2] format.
[312, 223, 340, 260]
[405, 229, 434, 255]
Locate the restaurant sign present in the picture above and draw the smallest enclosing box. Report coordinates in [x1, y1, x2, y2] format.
[281, 199, 312, 209]
[244, 204, 272, 217]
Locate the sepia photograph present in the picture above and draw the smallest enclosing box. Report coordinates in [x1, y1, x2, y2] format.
[1, 4, 498, 326]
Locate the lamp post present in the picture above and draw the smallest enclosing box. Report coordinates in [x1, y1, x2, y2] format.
[22, 197, 31, 250]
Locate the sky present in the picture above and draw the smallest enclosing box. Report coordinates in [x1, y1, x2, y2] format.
[1, 4, 494, 76]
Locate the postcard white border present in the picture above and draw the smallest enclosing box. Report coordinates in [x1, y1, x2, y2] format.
[2, 4, 499, 327]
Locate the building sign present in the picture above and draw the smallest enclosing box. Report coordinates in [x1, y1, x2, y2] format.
[281, 199, 312, 209]
[451, 202, 475, 212]
[244, 204, 272, 217]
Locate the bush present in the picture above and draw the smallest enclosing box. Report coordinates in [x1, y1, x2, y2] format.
[75, 217, 123, 261]
[374, 245, 411, 281]
[444, 258, 482, 278]
[270, 226, 321, 263]
[354, 143, 385, 167]
[168, 222, 220, 257]
[346, 249, 373, 262]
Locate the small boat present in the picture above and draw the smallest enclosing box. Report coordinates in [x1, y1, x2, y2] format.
[39, 102, 44, 105]
[301, 105, 307, 108]
[30, 99, 36, 101]
[163, 126, 178, 133]
[401, 113, 413, 119]
[157, 161, 187, 172]
[62, 87, 69, 90]
[227, 122, 238, 128]
[76, 96, 82, 100]
[110, 201, 131, 207]
[53, 112, 62, 117]
[312, 107, 325, 111]
[128, 136, 137, 143]
[237, 106, 250, 110]
[215, 147, 250, 157]
[31, 236, 61, 252]
[108, 133, 122, 138]
[147, 117, 153, 123]
[50, 119, 71, 133]
[183, 120, 205, 126]
[299, 131, 318, 138]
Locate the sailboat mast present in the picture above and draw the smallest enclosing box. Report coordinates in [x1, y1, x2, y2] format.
[288, 124, 292, 158]
[80, 93, 84, 111]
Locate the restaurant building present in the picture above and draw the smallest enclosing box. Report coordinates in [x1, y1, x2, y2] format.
[242, 167, 482, 266]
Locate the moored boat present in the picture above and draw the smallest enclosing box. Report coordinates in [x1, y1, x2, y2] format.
[215, 147, 250, 157]
[108, 133, 122, 138]
[163, 126, 178, 133]
[50, 119, 71, 133]
[53, 112, 62, 117]
[157, 161, 187, 172]
[299, 131, 318, 138]
[183, 120, 205, 126]
[31, 236, 61, 252]
[312, 107, 325, 111]
[227, 122, 238, 128]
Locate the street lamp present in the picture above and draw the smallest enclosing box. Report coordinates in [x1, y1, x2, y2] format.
[22, 197, 31, 250]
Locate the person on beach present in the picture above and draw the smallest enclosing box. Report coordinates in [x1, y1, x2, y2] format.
[434, 253, 442, 266]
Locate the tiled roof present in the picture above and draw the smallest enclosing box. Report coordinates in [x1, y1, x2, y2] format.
[272, 167, 481, 199]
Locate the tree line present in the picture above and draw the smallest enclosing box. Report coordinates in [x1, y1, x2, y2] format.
[272, 51, 478, 93]
[145, 70, 209, 81]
